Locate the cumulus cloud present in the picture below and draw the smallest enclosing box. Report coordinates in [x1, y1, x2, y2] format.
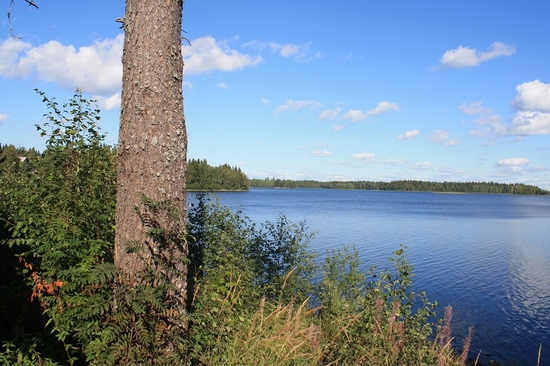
[430, 129, 459, 147]
[270, 42, 310, 58]
[311, 150, 332, 157]
[440, 41, 515, 68]
[459, 101, 492, 115]
[497, 158, 530, 166]
[332, 124, 345, 132]
[512, 80, 550, 113]
[0, 114, 8, 122]
[183, 36, 263, 74]
[319, 101, 399, 122]
[217, 82, 229, 89]
[496, 158, 530, 173]
[276, 99, 323, 113]
[0, 35, 123, 98]
[470, 115, 507, 138]
[342, 109, 367, 122]
[506, 80, 550, 136]
[351, 152, 376, 163]
[96, 93, 121, 111]
[397, 129, 419, 140]
[508, 111, 550, 135]
[342, 101, 399, 122]
[318, 107, 341, 121]
[0, 35, 266, 110]
[366, 101, 400, 116]
[261, 97, 271, 105]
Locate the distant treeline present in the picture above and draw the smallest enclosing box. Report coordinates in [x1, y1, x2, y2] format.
[250, 178, 550, 195]
[2, 144, 547, 195]
[187, 158, 249, 191]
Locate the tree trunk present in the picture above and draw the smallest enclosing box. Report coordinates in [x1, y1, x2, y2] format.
[115, 0, 187, 308]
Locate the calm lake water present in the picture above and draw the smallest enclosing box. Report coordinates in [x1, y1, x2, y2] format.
[188, 188, 550, 365]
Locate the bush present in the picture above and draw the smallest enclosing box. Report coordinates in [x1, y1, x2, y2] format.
[1, 90, 469, 365]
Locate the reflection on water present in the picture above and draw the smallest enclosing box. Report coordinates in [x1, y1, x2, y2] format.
[188, 189, 550, 365]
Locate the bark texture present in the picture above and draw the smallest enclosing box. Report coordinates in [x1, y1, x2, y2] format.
[115, 0, 187, 305]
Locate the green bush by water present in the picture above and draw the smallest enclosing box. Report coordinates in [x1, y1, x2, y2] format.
[0, 90, 470, 365]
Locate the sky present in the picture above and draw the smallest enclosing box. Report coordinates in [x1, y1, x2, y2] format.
[1, 1, 550, 189]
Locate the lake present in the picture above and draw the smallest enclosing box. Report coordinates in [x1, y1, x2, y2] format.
[188, 188, 550, 365]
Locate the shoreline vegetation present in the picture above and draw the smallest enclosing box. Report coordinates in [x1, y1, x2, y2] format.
[249, 178, 549, 195]
[0, 98, 537, 365]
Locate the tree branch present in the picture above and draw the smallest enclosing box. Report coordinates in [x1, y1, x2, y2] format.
[7, 0, 39, 39]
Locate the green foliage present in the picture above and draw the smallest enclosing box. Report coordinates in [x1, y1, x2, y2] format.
[187, 159, 249, 191]
[185, 195, 466, 365]
[185, 194, 316, 364]
[250, 177, 550, 195]
[315, 246, 447, 364]
[1, 89, 470, 365]
[0, 90, 192, 365]
[0, 89, 117, 364]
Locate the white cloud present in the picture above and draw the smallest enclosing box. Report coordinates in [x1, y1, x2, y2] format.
[0, 38, 33, 78]
[497, 158, 530, 166]
[276, 99, 322, 113]
[0, 114, 8, 122]
[261, 97, 270, 105]
[430, 129, 459, 147]
[342, 101, 399, 122]
[384, 159, 408, 166]
[508, 111, 550, 135]
[0, 35, 266, 110]
[366, 101, 400, 116]
[95, 92, 121, 111]
[459, 101, 492, 115]
[342, 109, 367, 122]
[217, 82, 229, 89]
[512, 80, 550, 113]
[351, 152, 376, 163]
[183, 36, 264, 75]
[397, 129, 419, 140]
[496, 158, 530, 173]
[319, 107, 341, 121]
[0, 35, 123, 97]
[440, 41, 515, 68]
[507, 80, 550, 136]
[311, 150, 332, 157]
[470, 115, 507, 137]
[272, 42, 304, 57]
[332, 124, 345, 132]
[243, 40, 317, 61]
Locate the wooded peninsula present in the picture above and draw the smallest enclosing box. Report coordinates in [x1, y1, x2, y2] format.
[187, 159, 548, 195]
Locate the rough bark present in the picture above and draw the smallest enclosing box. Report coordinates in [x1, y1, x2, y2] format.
[115, 0, 187, 307]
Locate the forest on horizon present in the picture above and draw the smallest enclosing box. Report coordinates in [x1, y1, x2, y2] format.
[1, 144, 548, 195]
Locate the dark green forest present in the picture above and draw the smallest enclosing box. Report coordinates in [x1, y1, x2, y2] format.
[250, 177, 550, 195]
[186, 158, 249, 191]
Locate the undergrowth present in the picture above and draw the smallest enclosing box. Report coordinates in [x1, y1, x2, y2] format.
[0, 90, 472, 365]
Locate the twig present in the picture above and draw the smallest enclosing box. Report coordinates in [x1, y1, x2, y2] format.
[537, 343, 542, 366]
[474, 349, 482, 365]
[7, 0, 39, 39]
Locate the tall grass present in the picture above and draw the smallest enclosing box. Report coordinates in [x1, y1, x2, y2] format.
[186, 195, 473, 365]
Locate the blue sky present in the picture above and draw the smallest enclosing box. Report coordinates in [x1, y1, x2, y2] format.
[1, 1, 550, 188]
